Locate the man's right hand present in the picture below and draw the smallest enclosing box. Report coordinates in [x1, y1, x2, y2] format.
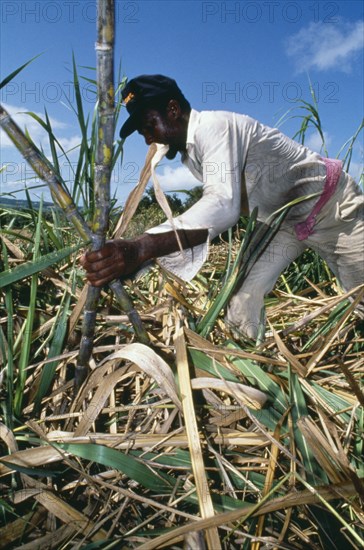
[80, 228, 208, 287]
[80, 239, 143, 287]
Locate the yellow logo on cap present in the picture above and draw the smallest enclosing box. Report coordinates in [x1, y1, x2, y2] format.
[124, 92, 135, 105]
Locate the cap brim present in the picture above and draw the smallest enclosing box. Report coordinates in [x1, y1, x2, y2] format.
[120, 112, 140, 139]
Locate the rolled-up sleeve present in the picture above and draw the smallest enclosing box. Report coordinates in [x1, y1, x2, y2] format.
[147, 112, 245, 281]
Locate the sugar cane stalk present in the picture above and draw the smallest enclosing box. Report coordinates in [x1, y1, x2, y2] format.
[75, 0, 115, 387]
[76, 0, 151, 389]
[0, 105, 93, 242]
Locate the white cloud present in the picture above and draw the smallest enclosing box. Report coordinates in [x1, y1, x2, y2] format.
[305, 131, 332, 153]
[0, 104, 82, 198]
[57, 135, 81, 154]
[0, 102, 68, 149]
[156, 164, 201, 192]
[286, 20, 363, 73]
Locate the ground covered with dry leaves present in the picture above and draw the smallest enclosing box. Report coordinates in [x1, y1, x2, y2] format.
[1, 237, 364, 549]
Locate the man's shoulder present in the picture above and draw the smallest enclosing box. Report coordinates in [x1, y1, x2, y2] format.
[194, 108, 257, 129]
[186, 109, 260, 150]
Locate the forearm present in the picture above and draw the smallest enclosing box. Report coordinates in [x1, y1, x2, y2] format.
[136, 228, 209, 264]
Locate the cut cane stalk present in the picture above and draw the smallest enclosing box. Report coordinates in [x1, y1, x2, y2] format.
[74, 0, 115, 389]
[75, 0, 154, 390]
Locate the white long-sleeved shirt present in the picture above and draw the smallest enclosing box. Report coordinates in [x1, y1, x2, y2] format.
[147, 109, 326, 281]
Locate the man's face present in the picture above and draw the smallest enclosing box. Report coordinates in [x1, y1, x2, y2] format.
[136, 101, 187, 154]
[136, 109, 172, 146]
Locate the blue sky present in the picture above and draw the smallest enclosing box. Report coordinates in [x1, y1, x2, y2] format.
[1, 0, 363, 204]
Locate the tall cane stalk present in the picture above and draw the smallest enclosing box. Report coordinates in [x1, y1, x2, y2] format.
[75, 0, 149, 390]
[75, 0, 115, 388]
[0, 105, 92, 242]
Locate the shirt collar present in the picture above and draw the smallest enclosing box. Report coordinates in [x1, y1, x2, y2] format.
[186, 108, 200, 146]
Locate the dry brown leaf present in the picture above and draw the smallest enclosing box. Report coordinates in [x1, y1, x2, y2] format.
[73, 366, 134, 437]
[101, 343, 182, 410]
[0, 234, 25, 259]
[136, 480, 359, 549]
[68, 282, 89, 338]
[175, 326, 221, 550]
[305, 287, 364, 376]
[281, 286, 362, 337]
[12, 525, 75, 550]
[253, 407, 291, 549]
[0, 432, 269, 477]
[113, 143, 157, 238]
[0, 445, 64, 476]
[271, 327, 307, 377]
[0, 421, 18, 453]
[185, 327, 285, 367]
[298, 416, 364, 501]
[150, 144, 184, 254]
[21, 474, 108, 541]
[0, 509, 46, 550]
[191, 377, 267, 409]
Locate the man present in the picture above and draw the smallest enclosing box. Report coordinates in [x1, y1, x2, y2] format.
[81, 75, 364, 339]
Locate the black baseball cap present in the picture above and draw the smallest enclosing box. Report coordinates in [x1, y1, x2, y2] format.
[119, 74, 186, 139]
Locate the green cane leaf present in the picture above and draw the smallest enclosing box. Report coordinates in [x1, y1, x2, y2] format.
[0, 243, 83, 288]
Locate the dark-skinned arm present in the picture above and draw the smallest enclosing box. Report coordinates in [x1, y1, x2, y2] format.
[80, 228, 208, 287]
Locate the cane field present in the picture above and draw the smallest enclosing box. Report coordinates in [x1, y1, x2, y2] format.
[0, 2, 364, 548]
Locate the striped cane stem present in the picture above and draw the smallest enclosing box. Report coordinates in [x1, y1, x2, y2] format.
[0, 105, 92, 242]
[75, 0, 115, 388]
[75, 0, 150, 389]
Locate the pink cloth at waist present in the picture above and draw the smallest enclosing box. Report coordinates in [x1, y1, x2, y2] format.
[295, 157, 343, 241]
